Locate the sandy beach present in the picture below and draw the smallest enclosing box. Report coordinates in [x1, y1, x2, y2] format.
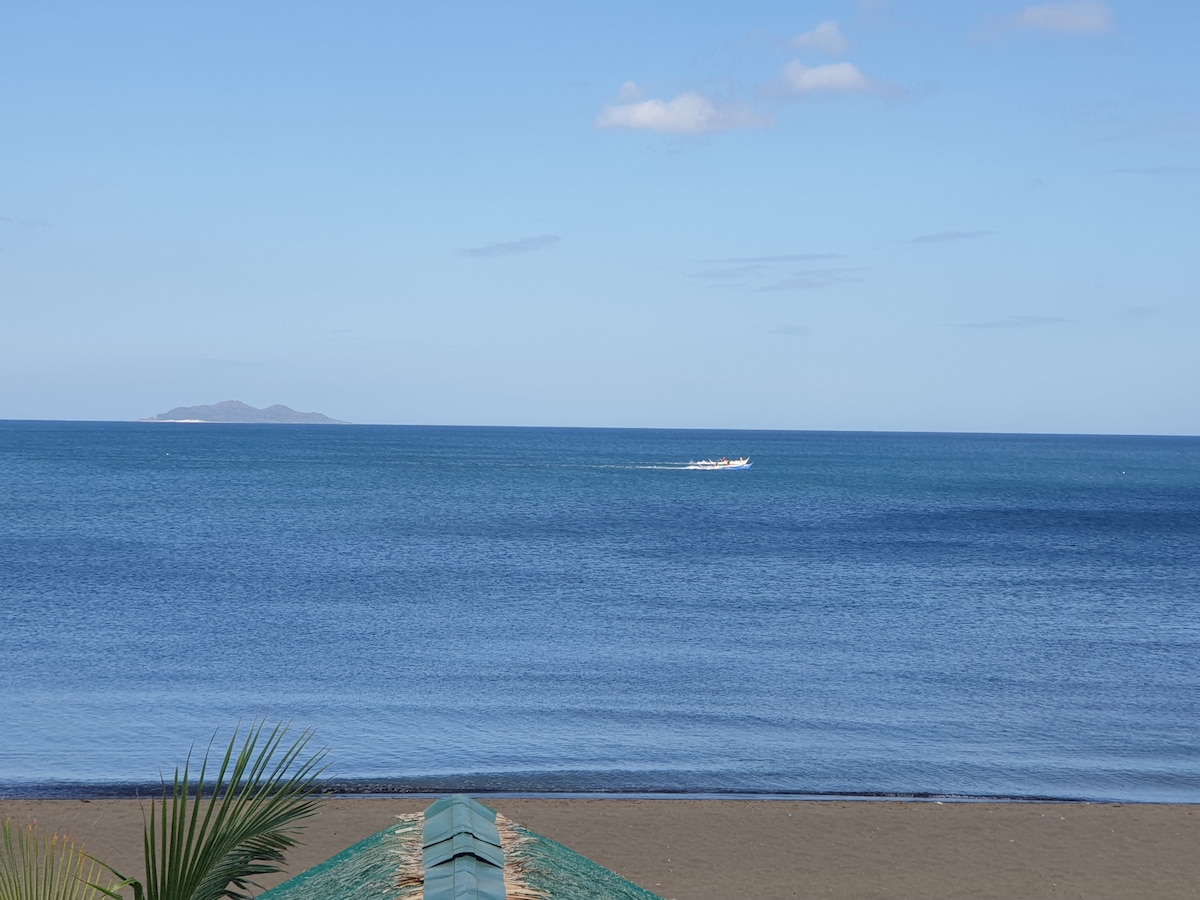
[1, 797, 1196, 899]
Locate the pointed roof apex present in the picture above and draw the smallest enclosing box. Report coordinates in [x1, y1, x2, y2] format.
[260, 795, 664, 900]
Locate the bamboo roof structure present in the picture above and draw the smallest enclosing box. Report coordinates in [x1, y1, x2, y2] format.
[259, 795, 664, 900]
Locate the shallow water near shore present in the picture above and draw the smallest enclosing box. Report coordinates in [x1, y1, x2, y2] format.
[2, 421, 1198, 802]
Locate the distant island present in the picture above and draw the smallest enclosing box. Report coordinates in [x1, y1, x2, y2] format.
[143, 400, 349, 424]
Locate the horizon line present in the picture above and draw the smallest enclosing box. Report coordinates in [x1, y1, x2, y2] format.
[0, 417, 1197, 440]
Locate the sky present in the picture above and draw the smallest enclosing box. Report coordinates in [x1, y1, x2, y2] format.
[2, 1, 1197, 433]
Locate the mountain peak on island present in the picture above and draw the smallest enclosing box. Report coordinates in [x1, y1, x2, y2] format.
[144, 400, 349, 424]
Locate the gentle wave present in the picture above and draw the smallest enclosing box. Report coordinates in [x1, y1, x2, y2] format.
[2, 423, 1198, 803]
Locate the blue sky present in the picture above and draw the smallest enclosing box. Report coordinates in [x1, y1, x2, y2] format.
[2, 1, 1197, 433]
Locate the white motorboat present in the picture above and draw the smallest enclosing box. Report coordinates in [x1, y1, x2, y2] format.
[686, 456, 752, 471]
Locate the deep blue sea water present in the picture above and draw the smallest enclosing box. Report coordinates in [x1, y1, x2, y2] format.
[1, 421, 1198, 802]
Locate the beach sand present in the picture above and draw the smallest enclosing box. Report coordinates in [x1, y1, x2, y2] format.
[1, 797, 1196, 899]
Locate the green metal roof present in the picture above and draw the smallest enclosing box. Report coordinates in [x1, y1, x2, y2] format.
[422, 795, 506, 900]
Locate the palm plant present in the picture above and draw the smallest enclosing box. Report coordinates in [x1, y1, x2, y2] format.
[1, 719, 328, 900]
[114, 719, 328, 900]
[0, 819, 121, 900]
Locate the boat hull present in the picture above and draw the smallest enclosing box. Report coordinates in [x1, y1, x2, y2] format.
[687, 457, 752, 471]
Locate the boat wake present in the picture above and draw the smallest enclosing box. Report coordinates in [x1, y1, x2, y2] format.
[587, 458, 753, 471]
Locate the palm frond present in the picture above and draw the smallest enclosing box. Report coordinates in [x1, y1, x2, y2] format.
[0, 819, 124, 900]
[135, 719, 328, 900]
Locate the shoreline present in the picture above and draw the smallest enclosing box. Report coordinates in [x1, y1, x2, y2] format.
[2, 797, 1196, 899]
[0, 783, 1106, 803]
[0, 776, 1139, 805]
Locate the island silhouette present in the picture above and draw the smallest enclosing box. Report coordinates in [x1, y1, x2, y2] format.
[144, 400, 348, 424]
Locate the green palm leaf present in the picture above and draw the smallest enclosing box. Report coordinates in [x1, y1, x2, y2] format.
[0, 819, 123, 900]
[122, 719, 328, 900]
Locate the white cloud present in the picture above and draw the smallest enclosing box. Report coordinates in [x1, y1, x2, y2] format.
[615, 81, 641, 102]
[792, 21, 850, 56]
[781, 61, 869, 95]
[595, 90, 771, 134]
[1013, 2, 1112, 34]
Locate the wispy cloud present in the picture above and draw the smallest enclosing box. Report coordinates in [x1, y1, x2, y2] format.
[763, 58, 913, 103]
[691, 252, 843, 290]
[779, 61, 870, 96]
[792, 21, 850, 56]
[0, 215, 50, 227]
[757, 268, 866, 292]
[906, 230, 994, 244]
[1084, 111, 1200, 143]
[1107, 165, 1200, 177]
[691, 265, 763, 286]
[771, 324, 812, 336]
[955, 315, 1071, 329]
[595, 83, 772, 134]
[1011, 2, 1112, 34]
[461, 235, 560, 258]
[705, 252, 839, 264]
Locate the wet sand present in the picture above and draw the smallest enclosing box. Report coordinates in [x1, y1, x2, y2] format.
[1, 797, 1197, 899]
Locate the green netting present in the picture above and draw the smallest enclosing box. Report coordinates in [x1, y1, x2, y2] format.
[257, 802, 666, 900]
[507, 824, 665, 900]
[258, 816, 423, 900]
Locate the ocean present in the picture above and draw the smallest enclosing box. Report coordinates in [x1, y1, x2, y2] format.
[1, 421, 1197, 802]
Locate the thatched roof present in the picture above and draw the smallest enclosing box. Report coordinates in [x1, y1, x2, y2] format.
[259, 795, 664, 900]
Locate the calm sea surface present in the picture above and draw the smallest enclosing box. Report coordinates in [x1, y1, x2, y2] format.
[1, 421, 1198, 802]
